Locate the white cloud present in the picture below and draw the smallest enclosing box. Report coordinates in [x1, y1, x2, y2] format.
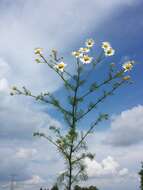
[0, 58, 10, 78]
[101, 156, 119, 174]
[24, 175, 45, 185]
[85, 156, 128, 178]
[16, 148, 37, 159]
[82, 127, 143, 190]
[119, 168, 129, 176]
[104, 105, 143, 146]
[0, 78, 9, 92]
[0, 58, 10, 91]
[0, 0, 138, 93]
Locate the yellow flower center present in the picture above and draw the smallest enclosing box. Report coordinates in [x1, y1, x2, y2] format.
[83, 56, 90, 61]
[58, 63, 64, 69]
[103, 44, 108, 49]
[75, 52, 80, 56]
[34, 48, 43, 55]
[107, 49, 112, 54]
[126, 65, 130, 69]
[123, 63, 133, 71]
[88, 42, 92, 45]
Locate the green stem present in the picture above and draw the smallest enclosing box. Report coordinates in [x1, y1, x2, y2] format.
[76, 80, 125, 122]
[83, 51, 104, 80]
[15, 89, 72, 125]
[81, 70, 124, 100]
[73, 114, 106, 152]
[68, 60, 80, 190]
[33, 133, 69, 159]
[74, 80, 125, 151]
[40, 54, 74, 90]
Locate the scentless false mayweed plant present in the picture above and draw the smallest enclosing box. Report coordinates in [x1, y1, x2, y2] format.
[11, 39, 134, 190]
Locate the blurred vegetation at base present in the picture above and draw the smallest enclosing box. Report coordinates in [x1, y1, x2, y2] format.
[40, 185, 99, 190]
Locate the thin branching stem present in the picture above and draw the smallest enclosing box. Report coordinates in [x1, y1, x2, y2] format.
[40, 54, 74, 90]
[15, 89, 72, 122]
[73, 114, 106, 152]
[74, 80, 125, 152]
[76, 80, 125, 122]
[35, 133, 69, 159]
[80, 70, 124, 100]
[83, 51, 105, 80]
[71, 169, 83, 184]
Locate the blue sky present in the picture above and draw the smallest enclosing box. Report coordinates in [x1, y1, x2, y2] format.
[0, 0, 143, 190]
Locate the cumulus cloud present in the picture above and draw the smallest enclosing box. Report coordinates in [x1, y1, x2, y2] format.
[0, 78, 9, 92]
[119, 168, 129, 176]
[83, 125, 143, 189]
[85, 156, 128, 178]
[0, 58, 11, 78]
[0, 53, 62, 186]
[0, 0, 138, 93]
[0, 54, 62, 141]
[24, 175, 45, 185]
[16, 148, 37, 159]
[0, 59, 10, 92]
[104, 105, 143, 146]
[0, 147, 31, 182]
[0, 96, 62, 140]
[1, 175, 45, 190]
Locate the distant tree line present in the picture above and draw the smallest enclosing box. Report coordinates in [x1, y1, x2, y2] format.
[40, 184, 99, 190]
[74, 185, 99, 190]
[40, 184, 59, 190]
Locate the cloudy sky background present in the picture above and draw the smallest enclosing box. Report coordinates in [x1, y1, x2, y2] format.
[0, 0, 143, 190]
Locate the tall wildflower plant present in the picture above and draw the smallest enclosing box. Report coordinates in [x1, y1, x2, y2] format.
[11, 39, 134, 190]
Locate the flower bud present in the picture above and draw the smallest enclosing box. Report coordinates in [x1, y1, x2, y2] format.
[123, 75, 131, 81]
[10, 92, 14, 96]
[12, 86, 17, 91]
[35, 58, 41, 63]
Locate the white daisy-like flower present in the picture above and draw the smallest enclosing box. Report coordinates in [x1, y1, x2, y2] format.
[72, 51, 82, 58]
[85, 39, 95, 48]
[80, 55, 93, 64]
[34, 48, 43, 55]
[104, 48, 115, 56]
[54, 61, 67, 72]
[79, 47, 90, 53]
[102, 42, 111, 50]
[122, 61, 134, 72]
